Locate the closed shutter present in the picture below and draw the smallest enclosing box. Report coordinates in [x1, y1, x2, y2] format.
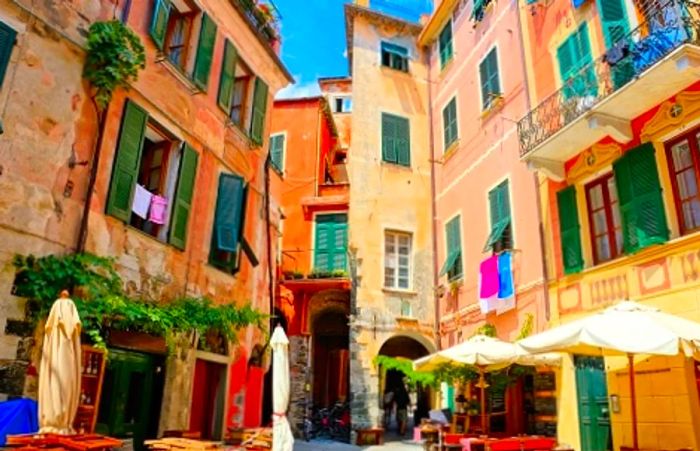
[0, 21, 17, 87]
[382, 114, 410, 166]
[557, 34, 576, 99]
[443, 98, 458, 149]
[314, 214, 348, 272]
[270, 134, 284, 172]
[250, 78, 269, 145]
[396, 116, 410, 166]
[193, 13, 217, 90]
[439, 22, 453, 68]
[169, 144, 198, 249]
[480, 49, 500, 109]
[557, 185, 584, 274]
[106, 101, 148, 222]
[149, 0, 171, 51]
[613, 143, 668, 253]
[331, 217, 348, 271]
[382, 113, 397, 163]
[559, 23, 596, 99]
[212, 173, 245, 252]
[217, 40, 238, 112]
[598, 0, 629, 47]
[314, 220, 331, 271]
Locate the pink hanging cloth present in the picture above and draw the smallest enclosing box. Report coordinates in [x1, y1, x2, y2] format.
[149, 195, 168, 225]
[479, 255, 499, 314]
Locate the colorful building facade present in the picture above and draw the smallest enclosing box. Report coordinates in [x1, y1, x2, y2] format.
[344, 2, 436, 430]
[519, 0, 700, 448]
[0, 0, 290, 445]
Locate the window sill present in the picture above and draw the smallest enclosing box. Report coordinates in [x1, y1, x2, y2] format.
[122, 223, 176, 250]
[381, 160, 412, 170]
[380, 65, 410, 76]
[480, 95, 505, 121]
[440, 57, 455, 77]
[155, 55, 201, 95]
[206, 262, 239, 277]
[442, 140, 460, 162]
[382, 287, 418, 296]
[226, 120, 255, 148]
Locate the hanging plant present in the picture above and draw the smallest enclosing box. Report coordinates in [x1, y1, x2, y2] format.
[83, 20, 146, 111]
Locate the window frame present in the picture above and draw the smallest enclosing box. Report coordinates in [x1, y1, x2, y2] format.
[380, 41, 409, 73]
[584, 173, 623, 265]
[438, 19, 454, 69]
[163, 6, 196, 70]
[209, 172, 248, 275]
[486, 179, 514, 253]
[478, 46, 502, 111]
[332, 95, 352, 114]
[384, 230, 413, 291]
[229, 58, 253, 129]
[443, 214, 464, 282]
[312, 212, 349, 273]
[442, 96, 459, 152]
[665, 127, 700, 235]
[381, 112, 411, 167]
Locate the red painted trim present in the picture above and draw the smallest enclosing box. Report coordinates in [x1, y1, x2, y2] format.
[584, 173, 622, 265]
[664, 125, 700, 235]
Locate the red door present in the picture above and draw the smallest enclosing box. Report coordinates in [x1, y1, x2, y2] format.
[189, 360, 226, 439]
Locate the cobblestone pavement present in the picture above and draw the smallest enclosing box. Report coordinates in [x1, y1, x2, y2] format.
[292, 438, 423, 451]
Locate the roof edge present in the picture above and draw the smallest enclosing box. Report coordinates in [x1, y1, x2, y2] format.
[417, 0, 459, 47]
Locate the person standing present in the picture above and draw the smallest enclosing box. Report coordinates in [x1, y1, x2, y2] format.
[394, 381, 411, 436]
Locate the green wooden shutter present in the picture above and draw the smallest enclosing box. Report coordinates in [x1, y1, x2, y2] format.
[0, 22, 16, 87]
[575, 23, 597, 97]
[314, 218, 332, 271]
[598, 0, 629, 47]
[484, 182, 512, 252]
[106, 101, 148, 222]
[382, 113, 397, 163]
[397, 116, 410, 166]
[169, 144, 198, 249]
[149, 0, 171, 51]
[193, 13, 217, 90]
[480, 49, 500, 109]
[217, 40, 238, 112]
[250, 78, 269, 145]
[557, 35, 576, 100]
[613, 143, 668, 253]
[443, 98, 458, 149]
[449, 217, 462, 278]
[270, 135, 284, 172]
[439, 22, 453, 68]
[213, 173, 245, 252]
[331, 215, 348, 271]
[557, 185, 584, 274]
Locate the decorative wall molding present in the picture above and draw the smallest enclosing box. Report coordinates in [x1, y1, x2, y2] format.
[567, 142, 622, 183]
[641, 90, 700, 141]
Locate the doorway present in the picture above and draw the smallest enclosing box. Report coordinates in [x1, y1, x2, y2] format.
[189, 359, 227, 439]
[96, 349, 165, 451]
[312, 309, 349, 408]
[575, 356, 611, 451]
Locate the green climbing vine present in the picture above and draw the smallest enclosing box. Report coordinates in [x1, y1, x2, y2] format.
[12, 253, 266, 351]
[83, 20, 146, 110]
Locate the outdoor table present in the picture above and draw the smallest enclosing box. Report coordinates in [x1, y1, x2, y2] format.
[6, 434, 122, 451]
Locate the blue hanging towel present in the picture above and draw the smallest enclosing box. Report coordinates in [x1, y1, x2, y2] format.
[497, 251, 514, 300]
[0, 398, 39, 445]
[572, 0, 586, 9]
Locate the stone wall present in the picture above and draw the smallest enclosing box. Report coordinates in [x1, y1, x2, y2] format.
[288, 335, 310, 436]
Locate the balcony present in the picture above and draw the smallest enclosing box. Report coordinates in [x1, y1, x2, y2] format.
[280, 249, 351, 292]
[232, 0, 281, 49]
[518, 0, 700, 179]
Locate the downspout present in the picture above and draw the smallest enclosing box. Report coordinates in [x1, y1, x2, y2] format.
[264, 154, 276, 331]
[514, 0, 551, 321]
[426, 45, 441, 351]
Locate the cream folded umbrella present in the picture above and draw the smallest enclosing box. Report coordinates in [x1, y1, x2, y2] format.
[271, 325, 293, 451]
[517, 300, 700, 450]
[38, 290, 82, 434]
[414, 335, 561, 433]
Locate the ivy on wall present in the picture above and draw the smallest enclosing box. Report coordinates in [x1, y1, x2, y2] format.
[13, 253, 265, 351]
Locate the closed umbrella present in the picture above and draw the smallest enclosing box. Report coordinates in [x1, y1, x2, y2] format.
[517, 300, 700, 450]
[270, 326, 293, 451]
[38, 290, 81, 434]
[414, 335, 560, 433]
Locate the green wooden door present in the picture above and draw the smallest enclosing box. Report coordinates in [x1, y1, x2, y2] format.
[98, 350, 156, 451]
[575, 357, 611, 451]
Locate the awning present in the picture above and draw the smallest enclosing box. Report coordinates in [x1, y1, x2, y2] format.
[439, 249, 460, 276]
[483, 218, 510, 252]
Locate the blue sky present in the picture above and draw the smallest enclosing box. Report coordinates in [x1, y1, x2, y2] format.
[274, 0, 433, 98]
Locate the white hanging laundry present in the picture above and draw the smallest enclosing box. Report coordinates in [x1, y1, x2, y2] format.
[132, 184, 153, 219]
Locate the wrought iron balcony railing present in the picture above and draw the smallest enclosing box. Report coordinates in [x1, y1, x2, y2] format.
[517, 0, 700, 158]
[235, 0, 281, 45]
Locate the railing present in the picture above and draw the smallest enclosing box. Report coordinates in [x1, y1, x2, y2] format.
[517, 0, 700, 157]
[235, 0, 281, 45]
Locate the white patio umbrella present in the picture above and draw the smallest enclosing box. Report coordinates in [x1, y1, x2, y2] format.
[517, 300, 700, 450]
[38, 290, 82, 434]
[270, 326, 293, 451]
[414, 335, 561, 433]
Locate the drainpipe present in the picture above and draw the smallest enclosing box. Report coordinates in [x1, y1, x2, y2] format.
[264, 154, 276, 331]
[514, 0, 551, 321]
[76, 105, 107, 253]
[426, 45, 441, 351]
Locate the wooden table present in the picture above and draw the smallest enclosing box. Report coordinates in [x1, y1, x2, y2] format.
[7, 434, 123, 451]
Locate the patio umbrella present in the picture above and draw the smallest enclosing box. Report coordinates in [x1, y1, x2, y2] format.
[270, 326, 293, 451]
[38, 290, 81, 434]
[517, 300, 700, 450]
[414, 335, 560, 433]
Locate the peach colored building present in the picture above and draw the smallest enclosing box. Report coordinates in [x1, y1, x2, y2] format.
[420, 2, 547, 347]
[518, 0, 700, 447]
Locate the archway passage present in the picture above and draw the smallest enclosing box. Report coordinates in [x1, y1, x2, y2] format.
[378, 335, 432, 438]
[312, 309, 349, 408]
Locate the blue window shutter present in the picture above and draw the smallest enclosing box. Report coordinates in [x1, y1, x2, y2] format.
[213, 173, 245, 252]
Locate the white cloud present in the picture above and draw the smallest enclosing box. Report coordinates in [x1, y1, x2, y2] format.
[275, 76, 321, 99]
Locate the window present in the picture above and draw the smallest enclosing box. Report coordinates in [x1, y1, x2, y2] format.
[269, 133, 285, 173]
[250, 78, 269, 145]
[479, 47, 501, 110]
[0, 21, 17, 88]
[400, 300, 413, 317]
[557, 22, 596, 100]
[230, 59, 253, 127]
[381, 42, 409, 72]
[332, 96, 352, 113]
[438, 20, 454, 69]
[557, 185, 584, 274]
[225, 56, 269, 146]
[384, 231, 411, 290]
[209, 173, 247, 274]
[106, 100, 199, 250]
[314, 213, 348, 272]
[149, 0, 201, 73]
[442, 97, 459, 151]
[484, 180, 513, 253]
[439, 215, 463, 281]
[585, 174, 623, 264]
[381, 113, 410, 167]
[666, 129, 700, 234]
